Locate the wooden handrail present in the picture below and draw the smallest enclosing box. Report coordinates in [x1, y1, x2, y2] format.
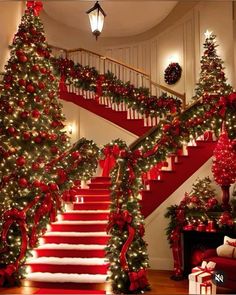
[151, 81, 186, 103]
[68, 47, 149, 77]
[129, 96, 202, 150]
[50, 45, 185, 99]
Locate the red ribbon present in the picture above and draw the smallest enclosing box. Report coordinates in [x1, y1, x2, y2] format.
[0, 209, 28, 266]
[129, 268, 149, 291]
[26, 1, 43, 16]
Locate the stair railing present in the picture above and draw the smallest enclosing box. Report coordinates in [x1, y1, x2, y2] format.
[50, 45, 186, 127]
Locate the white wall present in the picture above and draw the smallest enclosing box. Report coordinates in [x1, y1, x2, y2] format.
[103, 1, 235, 102]
[145, 157, 222, 270]
[0, 1, 24, 71]
[79, 108, 137, 147]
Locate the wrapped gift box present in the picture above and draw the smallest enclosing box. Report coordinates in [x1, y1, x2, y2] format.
[189, 261, 216, 294]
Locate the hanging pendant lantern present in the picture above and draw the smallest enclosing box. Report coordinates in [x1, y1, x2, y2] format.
[86, 1, 106, 40]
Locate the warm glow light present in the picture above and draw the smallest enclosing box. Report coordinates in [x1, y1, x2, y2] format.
[87, 1, 106, 39]
[204, 30, 212, 39]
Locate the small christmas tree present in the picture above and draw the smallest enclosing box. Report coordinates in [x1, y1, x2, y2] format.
[195, 31, 232, 99]
[0, 1, 70, 266]
[212, 127, 236, 209]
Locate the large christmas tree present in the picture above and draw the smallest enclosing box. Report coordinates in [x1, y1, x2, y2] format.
[0, 1, 70, 267]
[195, 31, 232, 99]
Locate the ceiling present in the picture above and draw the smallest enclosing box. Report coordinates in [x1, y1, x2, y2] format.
[43, 1, 178, 38]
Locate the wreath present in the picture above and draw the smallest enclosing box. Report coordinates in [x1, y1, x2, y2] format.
[164, 62, 182, 85]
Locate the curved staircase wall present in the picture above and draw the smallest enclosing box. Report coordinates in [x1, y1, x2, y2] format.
[60, 99, 137, 146]
[145, 157, 222, 270]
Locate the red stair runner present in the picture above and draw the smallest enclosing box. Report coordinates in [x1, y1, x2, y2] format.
[141, 140, 216, 217]
[60, 91, 150, 136]
[25, 177, 111, 292]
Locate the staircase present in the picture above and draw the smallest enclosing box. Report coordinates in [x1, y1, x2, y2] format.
[60, 89, 150, 137]
[25, 177, 111, 293]
[141, 138, 216, 217]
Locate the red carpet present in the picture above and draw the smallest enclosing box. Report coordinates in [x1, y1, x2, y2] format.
[34, 288, 105, 294]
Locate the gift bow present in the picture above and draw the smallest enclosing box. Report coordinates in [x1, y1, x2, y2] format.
[129, 269, 149, 291]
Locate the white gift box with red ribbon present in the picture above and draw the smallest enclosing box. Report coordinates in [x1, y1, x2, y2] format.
[188, 261, 216, 294]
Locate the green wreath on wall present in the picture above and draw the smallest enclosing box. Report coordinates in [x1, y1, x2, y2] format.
[164, 62, 182, 85]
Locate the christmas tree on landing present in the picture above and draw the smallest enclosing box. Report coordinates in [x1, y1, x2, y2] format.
[195, 31, 232, 99]
[0, 1, 71, 268]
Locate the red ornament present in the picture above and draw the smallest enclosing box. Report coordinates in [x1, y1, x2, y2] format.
[16, 156, 26, 166]
[16, 49, 24, 57]
[18, 55, 28, 63]
[32, 65, 39, 72]
[20, 111, 29, 119]
[49, 182, 59, 191]
[33, 179, 41, 188]
[4, 84, 11, 90]
[32, 162, 40, 171]
[40, 67, 47, 74]
[38, 81, 45, 89]
[71, 151, 80, 159]
[7, 127, 16, 135]
[30, 27, 37, 35]
[22, 131, 31, 141]
[50, 146, 58, 154]
[48, 91, 55, 99]
[18, 79, 26, 86]
[18, 100, 25, 107]
[32, 109, 40, 119]
[7, 107, 13, 114]
[26, 84, 35, 93]
[34, 136, 42, 143]
[40, 131, 47, 138]
[18, 178, 28, 188]
[163, 124, 171, 132]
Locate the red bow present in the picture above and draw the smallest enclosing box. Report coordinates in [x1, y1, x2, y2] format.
[0, 264, 17, 287]
[0, 209, 28, 266]
[129, 269, 149, 291]
[26, 1, 43, 16]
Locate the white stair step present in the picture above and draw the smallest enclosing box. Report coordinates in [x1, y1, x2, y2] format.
[63, 210, 109, 213]
[44, 231, 108, 237]
[37, 243, 106, 250]
[52, 220, 107, 225]
[26, 272, 107, 283]
[27, 257, 107, 265]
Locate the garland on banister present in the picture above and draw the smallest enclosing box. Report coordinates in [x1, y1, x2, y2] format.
[0, 138, 99, 287]
[105, 91, 236, 291]
[52, 57, 182, 117]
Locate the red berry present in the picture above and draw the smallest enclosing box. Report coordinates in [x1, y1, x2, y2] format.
[16, 156, 26, 166]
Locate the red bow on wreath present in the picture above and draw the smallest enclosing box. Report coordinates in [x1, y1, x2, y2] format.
[128, 268, 149, 292]
[26, 1, 43, 16]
